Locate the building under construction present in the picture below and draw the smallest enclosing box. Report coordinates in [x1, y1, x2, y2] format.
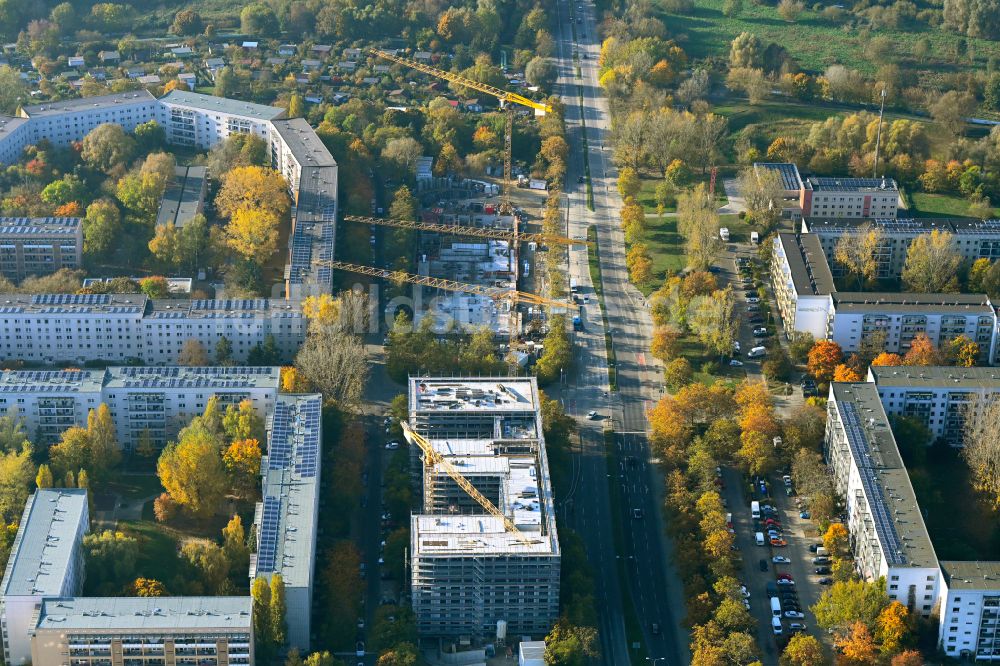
[407, 377, 560, 642]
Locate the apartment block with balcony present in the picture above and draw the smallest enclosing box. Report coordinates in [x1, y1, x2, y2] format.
[771, 233, 836, 341]
[157, 90, 283, 150]
[939, 561, 1000, 661]
[867, 365, 1000, 445]
[29, 596, 253, 666]
[824, 383, 941, 617]
[17, 91, 158, 147]
[800, 176, 899, 219]
[0, 217, 82, 281]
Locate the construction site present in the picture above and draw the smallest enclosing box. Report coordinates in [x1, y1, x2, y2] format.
[404, 376, 561, 650]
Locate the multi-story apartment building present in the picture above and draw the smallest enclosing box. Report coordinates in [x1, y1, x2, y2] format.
[0, 117, 30, 165]
[0, 294, 305, 365]
[17, 91, 158, 148]
[867, 365, 1000, 445]
[803, 217, 1000, 279]
[270, 119, 338, 299]
[800, 176, 899, 219]
[29, 596, 253, 666]
[770, 234, 999, 361]
[157, 90, 283, 149]
[0, 217, 82, 281]
[824, 383, 942, 617]
[938, 561, 1000, 661]
[0, 489, 90, 665]
[771, 233, 836, 341]
[753, 162, 805, 220]
[407, 377, 560, 640]
[249, 394, 322, 650]
[0, 366, 280, 448]
[828, 292, 996, 358]
[140, 298, 306, 365]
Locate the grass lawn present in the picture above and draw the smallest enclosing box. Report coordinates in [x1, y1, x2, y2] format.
[677, 336, 747, 385]
[656, 0, 1000, 84]
[121, 519, 186, 585]
[104, 474, 163, 501]
[906, 446, 1000, 561]
[908, 192, 1000, 218]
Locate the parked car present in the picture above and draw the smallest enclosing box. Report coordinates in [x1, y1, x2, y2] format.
[818, 577, 834, 585]
[815, 566, 832, 574]
[777, 573, 793, 581]
[752, 327, 769, 337]
[784, 610, 805, 619]
[587, 410, 599, 419]
[729, 359, 744, 367]
[759, 559, 769, 572]
[789, 623, 807, 631]
[746, 296, 760, 304]
[799, 510, 810, 518]
[772, 556, 790, 563]
[385, 441, 400, 450]
[770, 538, 787, 547]
[813, 557, 830, 565]
[809, 544, 821, 553]
[777, 579, 795, 586]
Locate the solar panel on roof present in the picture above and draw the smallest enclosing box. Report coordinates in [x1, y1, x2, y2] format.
[255, 495, 282, 573]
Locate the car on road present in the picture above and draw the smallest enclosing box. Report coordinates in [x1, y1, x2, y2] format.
[577, 175, 584, 183]
[747, 315, 763, 324]
[777, 573, 793, 581]
[356, 642, 365, 657]
[632, 508, 644, 519]
[752, 327, 769, 337]
[587, 410, 599, 419]
[770, 538, 787, 547]
[772, 556, 790, 563]
[759, 559, 768, 571]
[746, 296, 760, 304]
[815, 566, 832, 575]
[651, 623, 660, 635]
[385, 441, 400, 450]
[729, 359, 744, 366]
[733, 341, 741, 352]
[784, 610, 805, 619]
[740, 585, 750, 598]
[789, 623, 807, 631]
[809, 543, 821, 553]
[777, 579, 795, 586]
[813, 557, 830, 564]
[818, 577, 833, 585]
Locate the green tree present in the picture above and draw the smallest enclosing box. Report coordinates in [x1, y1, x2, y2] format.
[544, 618, 599, 665]
[87, 404, 121, 480]
[170, 8, 202, 35]
[287, 94, 305, 119]
[133, 120, 165, 152]
[81, 123, 136, 173]
[83, 530, 138, 594]
[722, 0, 743, 16]
[214, 66, 236, 98]
[525, 56, 558, 91]
[156, 421, 226, 519]
[252, 577, 273, 661]
[0, 65, 28, 115]
[216, 336, 233, 365]
[240, 3, 279, 35]
[181, 541, 229, 593]
[0, 445, 35, 522]
[35, 464, 53, 488]
[729, 31, 763, 69]
[901, 229, 962, 292]
[83, 200, 122, 256]
[389, 185, 417, 221]
[812, 578, 889, 634]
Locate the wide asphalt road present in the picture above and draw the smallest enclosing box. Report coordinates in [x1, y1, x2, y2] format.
[552, 2, 689, 664]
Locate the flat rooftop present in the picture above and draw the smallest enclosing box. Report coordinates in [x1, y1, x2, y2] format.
[0, 217, 81, 237]
[805, 217, 1000, 236]
[104, 366, 281, 390]
[940, 561, 1000, 591]
[0, 115, 29, 141]
[410, 378, 538, 413]
[251, 394, 321, 589]
[830, 382, 939, 569]
[869, 365, 1000, 389]
[1, 489, 88, 597]
[776, 232, 836, 296]
[413, 514, 554, 555]
[0, 293, 146, 316]
[754, 162, 802, 191]
[0, 369, 105, 394]
[804, 176, 898, 193]
[159, 90, 284, 120]
[19, 90, 156, 117]
[271, 118, 337, 168]
[831, 292, 993, 314]
[155, 165, 206, 228]
[145, 298, 302, 320]
[34, 596, 252, 631]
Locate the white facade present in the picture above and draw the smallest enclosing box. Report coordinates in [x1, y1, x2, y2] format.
[0, 489, 89, 666]
[17, 90, 158, 147]
[824, 383, 941, 618]
[801, 176, 899, 219]
[868, 365, 1000, 445]
[157, 90, 283, 149]
[0, 366, 280, 448]
[771, 233, 835, 340]
[939, 562, 1000, 661]
[0, 294, 305, 365]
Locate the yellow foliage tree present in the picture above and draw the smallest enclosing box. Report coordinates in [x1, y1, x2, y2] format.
[301, 293, 341, 327]
[215, 165, 290, 220]
[131, 577, 167, 596]
[157, 424, 226, 519]
[223, 438, 262, 499]
[225, 206, 280, 262]
[836, 621, 878, 665]
[280, 366, 309, 392]
[875, 601, 910, 656]
[824, 522, 849, 556]
[833, 363, 864, 383]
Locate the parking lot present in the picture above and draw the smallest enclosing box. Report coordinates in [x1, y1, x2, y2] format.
[722, 467, 827, 664]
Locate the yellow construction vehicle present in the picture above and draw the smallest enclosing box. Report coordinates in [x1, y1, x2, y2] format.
[343, 214, 591, 247]
[400, 421, 535, 545]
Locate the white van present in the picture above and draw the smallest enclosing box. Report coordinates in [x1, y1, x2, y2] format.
[751, 231, 760, 245]
[771, 617, 783, 635]
[720, 227, 730, 242]
[747, 346, 767, 359]
[755, 532, 765, 546]
[770, 597, 782, 617]
[751, 501, 760, 519]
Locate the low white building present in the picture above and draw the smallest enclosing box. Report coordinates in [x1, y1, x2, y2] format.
[825, 382, 942, 617]
[0, 489, 89, 665]
[938, 561, 1000, 661]
[867, 365, 1000, 445]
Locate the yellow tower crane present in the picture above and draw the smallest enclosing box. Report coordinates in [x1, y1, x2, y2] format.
[370, 48, 552, 213]
[343, 214, 591, 247]
[400, 421, 536, 546]
[312, 259, 569, 310]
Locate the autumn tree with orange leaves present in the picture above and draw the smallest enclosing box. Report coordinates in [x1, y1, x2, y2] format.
[651, 325, 682, 362]
[836, 621, 877, 665]
[903, 333, 941, 366]
[808, 340, 843, 382]
[833, 363, 864, 383]
[871, 352, 905, 367]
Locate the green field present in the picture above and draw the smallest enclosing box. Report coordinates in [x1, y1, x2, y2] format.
[908, 192, 1000, 218]
[657, 0, 1000, 84]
